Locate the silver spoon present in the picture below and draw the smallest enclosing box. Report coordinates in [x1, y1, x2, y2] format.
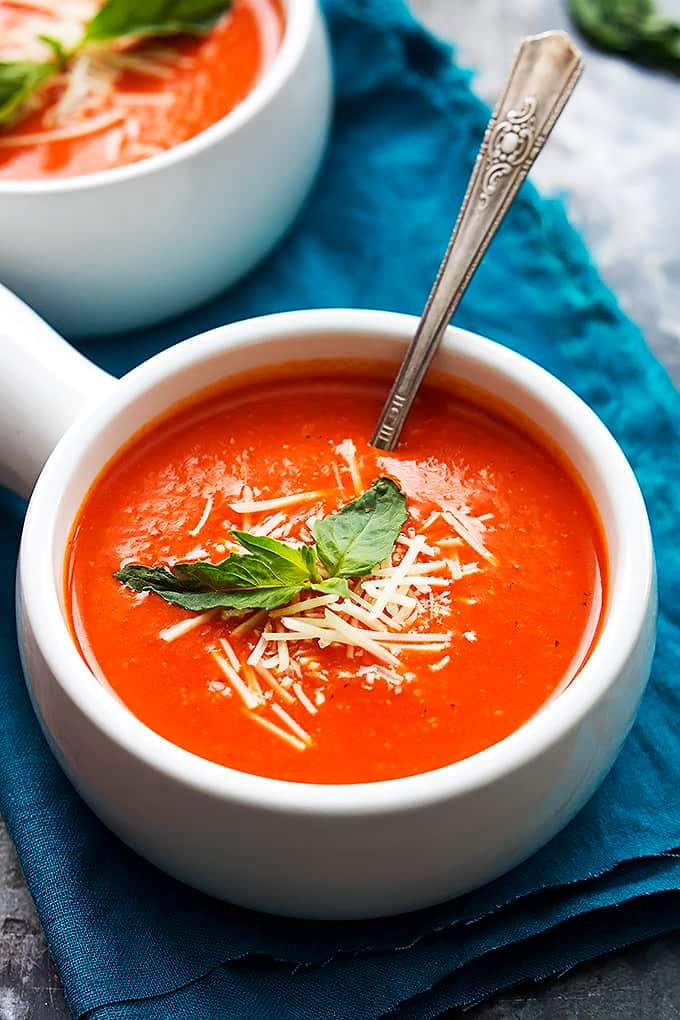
[370, 31, 584, 451]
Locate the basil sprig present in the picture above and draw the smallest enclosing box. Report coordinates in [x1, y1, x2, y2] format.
[115, 477, 408, 612]
[0, 0, 231, 126]
[569, 0, 680, 72]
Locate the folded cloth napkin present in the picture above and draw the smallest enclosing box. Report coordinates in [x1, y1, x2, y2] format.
[1, 1, 679, 1016]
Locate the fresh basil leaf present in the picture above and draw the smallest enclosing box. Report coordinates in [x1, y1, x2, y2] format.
[315, 577, 352, 599]
[312, 477, 408, 578]
[0, 60, 57, 125]
[115, 561, 303, 611]
[115, 532, 321, 611]
[231, 530, 320, 584]
[116, 480, 408, 613]
[569, 0, 680, 71]
[83, 0, 231, 43]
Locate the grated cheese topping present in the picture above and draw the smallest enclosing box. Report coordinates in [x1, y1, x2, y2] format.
[212, 652, 261, 710]
[0, 2, 190, 159]
[229, 490, 328, 515]
[292, 682, 317, 715]
[159, 608, 216, 643]
[335, 438, 363, 495]
[0, 107, 126, 146]
[150, 452, 499, 753]
[188, 495, 214, 538]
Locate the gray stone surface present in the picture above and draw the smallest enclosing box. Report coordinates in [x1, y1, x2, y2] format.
[411, 0, 680, 383]
[0, 822, 65, 1018]
[1, 1, 679, 1017]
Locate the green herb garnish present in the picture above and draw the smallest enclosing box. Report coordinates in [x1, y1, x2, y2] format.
[115, 477, 408, 612]
[312, 477, 408, 578]
[0, 0, 231, 126]
[569, 0, 680, 73]
[83, 0, 230, 44]
[0, 60, 61, 124]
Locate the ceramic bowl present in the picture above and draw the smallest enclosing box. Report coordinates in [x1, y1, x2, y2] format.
[0, 0, 332, 337]
[2, 286, 656, 919]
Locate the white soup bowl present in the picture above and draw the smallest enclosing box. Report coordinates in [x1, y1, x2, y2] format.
[0, 285, 656, 919]
[0, 0, 332, 337]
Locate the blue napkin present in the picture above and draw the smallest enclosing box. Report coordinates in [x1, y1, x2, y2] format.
[1, 1, 679, 1016]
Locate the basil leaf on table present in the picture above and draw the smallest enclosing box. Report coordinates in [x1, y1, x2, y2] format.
[569, 0, 680, 72]
[312, 477, 408, 578]
[83, 0, 231, 43]
[0, 60, 59, 125]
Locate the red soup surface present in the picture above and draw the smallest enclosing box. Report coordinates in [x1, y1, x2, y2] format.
[0, 0, 283, 179]
[66, 362, 607, 784]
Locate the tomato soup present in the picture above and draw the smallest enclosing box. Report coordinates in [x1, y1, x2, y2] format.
[66, 363, 607, 784]
[0, 0, 283, 180]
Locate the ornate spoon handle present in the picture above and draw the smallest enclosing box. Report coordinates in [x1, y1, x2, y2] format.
[370, 31, 584, 450]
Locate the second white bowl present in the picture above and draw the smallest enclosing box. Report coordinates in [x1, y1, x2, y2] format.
[0, 0, 332, 336]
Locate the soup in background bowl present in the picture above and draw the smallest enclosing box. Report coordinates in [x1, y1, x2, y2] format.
[7, 302, 655, 918]
[0, 0, 331, 335]
[0, 0, 284, 179]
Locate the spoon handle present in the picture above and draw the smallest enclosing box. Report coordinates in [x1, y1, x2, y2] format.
[370, 31, 584, 450]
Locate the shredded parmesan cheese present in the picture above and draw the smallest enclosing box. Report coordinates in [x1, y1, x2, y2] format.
[448, 556, 463, 580]
[275, 619, 290, 672]
[442, 508, 497, 564]
[218, 636, 241, 673]
[212, 653, 262, 710]
[331, 460, 344, 491]
[292, 682, 318, 715]
[335, 439, 363, 495]
[322, 611, 402, 667]
[242, 663, 264, 699]
[419, 511, 440, 532]
[231, 610, 267, 637]
[188, 496, 213, 538]
[246, 626, 271, 667]
[270, 593, 339, 617]
[247, 712, 306, 752]
[158, 609, 216, 643]
[104, 125, 124, 163]
[367, 534, 426, 619]
[229, 490, 327, 515]
[251, 512, 286, 537]
[251, 663, 295, 705]
[270, 703, 312, 745]
[0, 108, 126, 146]
[373, 561, 448, 577]
[396, 535, 439, 557]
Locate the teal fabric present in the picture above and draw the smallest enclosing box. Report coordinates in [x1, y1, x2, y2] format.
[1, 1, 679, 1016]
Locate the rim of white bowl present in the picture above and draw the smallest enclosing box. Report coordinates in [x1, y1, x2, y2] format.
[0, 0, 314, 195]
[21, 310, 655, 816]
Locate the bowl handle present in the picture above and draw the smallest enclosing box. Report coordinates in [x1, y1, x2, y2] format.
[0, 284, 114, 500]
